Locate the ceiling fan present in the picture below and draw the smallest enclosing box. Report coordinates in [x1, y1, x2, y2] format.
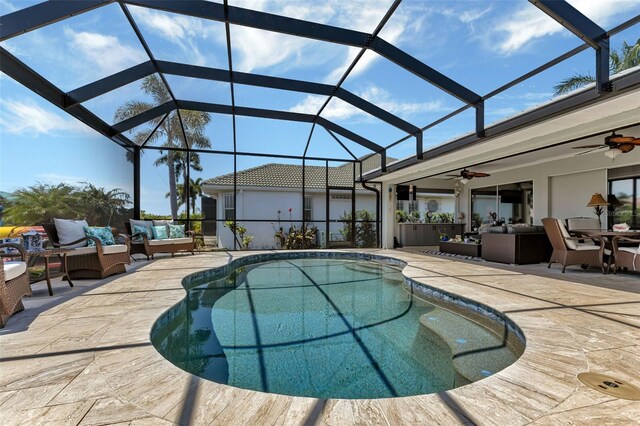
[573, 132, 640, 158]
[446, 169, 490, 184]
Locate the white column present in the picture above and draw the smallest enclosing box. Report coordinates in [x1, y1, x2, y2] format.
[381, 182, 395, 249]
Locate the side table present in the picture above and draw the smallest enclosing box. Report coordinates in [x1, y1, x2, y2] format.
[29, 248, 74, 296]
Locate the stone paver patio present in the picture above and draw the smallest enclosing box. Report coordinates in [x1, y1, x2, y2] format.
[0, 250, 638, 425]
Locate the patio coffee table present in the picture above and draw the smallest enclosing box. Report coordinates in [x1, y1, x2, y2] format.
[439, 241, 482, 257]
[29, 248, 74, 296]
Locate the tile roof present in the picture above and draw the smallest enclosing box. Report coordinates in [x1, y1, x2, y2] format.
[204, 155, 391, 190]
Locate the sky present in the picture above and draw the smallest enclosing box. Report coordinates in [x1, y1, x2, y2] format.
[1, 0, 639, 215]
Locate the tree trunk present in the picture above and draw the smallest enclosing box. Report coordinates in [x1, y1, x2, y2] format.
[167, 151, 179, 219]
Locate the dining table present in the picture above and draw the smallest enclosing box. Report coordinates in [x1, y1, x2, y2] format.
[571, 229, 640, 271]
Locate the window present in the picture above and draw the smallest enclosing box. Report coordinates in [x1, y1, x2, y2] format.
[408, 200, 419, 213]
[608, 177, 638, 229]
[471, 181, 533, 230]
[304, 195, 312, 221]
[223, 193, 235, 221]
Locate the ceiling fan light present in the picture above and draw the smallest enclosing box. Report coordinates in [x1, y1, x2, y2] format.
[604, 148, 622, 159]
[460, 177, 470, 185]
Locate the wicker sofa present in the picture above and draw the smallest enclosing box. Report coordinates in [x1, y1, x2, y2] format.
[42, 223, 131, 279]
[125, 221, 196, 260]
[0, 243, 32, 328]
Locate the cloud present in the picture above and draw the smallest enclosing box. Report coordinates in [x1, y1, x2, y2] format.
[0, 99, 91, 136]
[128, 1, 416, 83]
[459, 7, 492, 24]
[0, 0, 18, 13]
[493, 0, 639, 54]
[289, 85, 450, 121]
[64, 28, 146, 75]
[129, 6, 213, 66]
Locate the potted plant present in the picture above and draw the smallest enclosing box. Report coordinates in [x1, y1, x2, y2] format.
[395, 210, 408, 223]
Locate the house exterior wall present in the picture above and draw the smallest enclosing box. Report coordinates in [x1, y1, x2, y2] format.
[380, 147, 639, 247]
[204, 187, 376, 249]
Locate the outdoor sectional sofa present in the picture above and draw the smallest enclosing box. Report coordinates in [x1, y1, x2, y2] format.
[479, 224, 552, 265]
[125, 220, 197, 260]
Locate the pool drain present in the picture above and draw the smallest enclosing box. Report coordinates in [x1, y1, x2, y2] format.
[577, 372, 640, 400]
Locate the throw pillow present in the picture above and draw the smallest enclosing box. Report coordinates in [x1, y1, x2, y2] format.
[84, 227, 116, 247]
[152, 225, 169, 240]
[168, 224, 186, 239]
[130, 219, 154, 240]
[54, 218, 89, 248]
[133, 225, 152, 242]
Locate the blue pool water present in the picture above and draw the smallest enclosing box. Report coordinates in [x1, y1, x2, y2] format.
[152, 258, 522, 399]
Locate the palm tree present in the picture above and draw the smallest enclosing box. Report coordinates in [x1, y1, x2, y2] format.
[2, 183, 80, 225]
[167, 177, 204, 214]
[77, 182, 131, 226]
[114, 76, 212, 218]
[554, 38, 640, 96]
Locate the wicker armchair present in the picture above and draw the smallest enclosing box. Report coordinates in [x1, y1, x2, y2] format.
[612, 237, 640, 274]
[542, 218, 609, 274]
[42, 224, 131, 279]
[0, 243, 32, 328]
[124, 222, 197, 260]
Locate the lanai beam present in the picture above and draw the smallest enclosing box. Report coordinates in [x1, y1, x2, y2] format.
[112, 100, 384, 153]
[123, 0, 480, 105]
[529, 0, 610, 92]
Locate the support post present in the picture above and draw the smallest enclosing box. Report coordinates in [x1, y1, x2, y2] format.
[133, 146, 141, 220]
[596, 37, 611, 93]
[415, 131, 423, 160]
[351, 163, 356, 248]
[475, 101, 485, 138]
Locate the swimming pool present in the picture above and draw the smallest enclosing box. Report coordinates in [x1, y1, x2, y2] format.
[151, 255, 524, 399]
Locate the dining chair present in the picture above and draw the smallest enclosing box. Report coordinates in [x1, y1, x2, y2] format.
[542, 218, 609, 273]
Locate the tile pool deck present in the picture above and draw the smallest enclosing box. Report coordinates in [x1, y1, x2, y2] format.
[0, 250, 638, 425]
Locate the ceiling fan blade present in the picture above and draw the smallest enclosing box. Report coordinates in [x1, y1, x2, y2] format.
[618, 144, 635, 153]
[572, 145, 606, 149]
[609, 135, 636, 143]
[576, 146, 608, 155]
[628, 138, 640, 145]
[468, 172, 490, 177]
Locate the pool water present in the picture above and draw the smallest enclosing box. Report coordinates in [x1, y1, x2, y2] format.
[152, 258, 521, 399]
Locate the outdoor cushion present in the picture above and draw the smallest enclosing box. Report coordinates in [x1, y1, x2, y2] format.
[566, 217, 600, 231]
[574, 245, 600, 251]
[152, 225, 168, 239]
[133, 225, 152, 242]
[620, 247, 640, 254]
[3, 261, 26, 281]
[54, 218, 89, 248]
[168, 224, 186, 238]
[574, 245, 611, 255]
[66, 244, 128, 256]
[84, 227, 116, 247]
[152, 220, 173, 226]
[558, 220, 577, 250]
[148, 237, 192, 246]
[130, 219, 154, 239]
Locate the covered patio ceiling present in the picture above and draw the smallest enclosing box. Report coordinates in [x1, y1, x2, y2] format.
[1, 0, 639, 178]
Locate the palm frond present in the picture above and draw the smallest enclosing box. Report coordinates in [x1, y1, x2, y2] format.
[553, 74, 595, 96]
